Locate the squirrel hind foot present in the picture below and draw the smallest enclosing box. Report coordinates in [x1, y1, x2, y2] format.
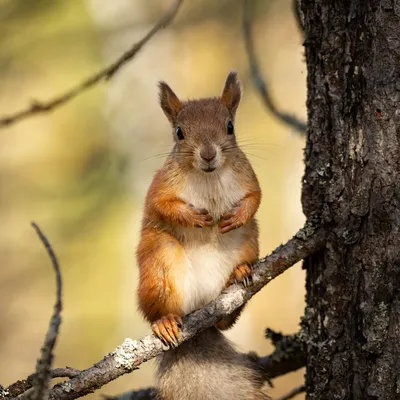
[152, 314, 183, 348]
[226, 263, 253, 288]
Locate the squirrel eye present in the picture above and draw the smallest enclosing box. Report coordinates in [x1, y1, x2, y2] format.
[227, 121, 234, 135]
[176, 126, 184, 140]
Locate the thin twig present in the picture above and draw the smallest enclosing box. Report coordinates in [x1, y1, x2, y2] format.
[242, 0, 307, 134]
[0, 0, 183, 128]
[27, 223, 63, 400]
[277, 385, 306, 400]
[6, 368, 80, 398]
[25, 219, 325, 400]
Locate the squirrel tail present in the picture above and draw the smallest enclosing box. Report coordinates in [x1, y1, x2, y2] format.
[155, 327, 269, 400]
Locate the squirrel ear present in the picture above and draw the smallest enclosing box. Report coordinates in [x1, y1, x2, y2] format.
[158, 82, 183, 124]
[221, 72, 241, 114]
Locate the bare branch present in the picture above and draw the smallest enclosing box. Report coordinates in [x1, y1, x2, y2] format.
[27, 223, 63, 400]
[242, 0, 307, 134]
[0, 0, 183, 129]
[258, 329, 306, 379]
[277, 385, 306, 400]
[25, 219, 324, 400]
[6, 368, 80, 398]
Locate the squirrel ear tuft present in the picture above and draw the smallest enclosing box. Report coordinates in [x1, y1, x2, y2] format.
[158, 82, 183, 123]
[221, 72, 241, 114]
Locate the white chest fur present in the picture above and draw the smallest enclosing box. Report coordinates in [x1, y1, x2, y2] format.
[180, 167, 245, 219]
[176, 168, 247, 314]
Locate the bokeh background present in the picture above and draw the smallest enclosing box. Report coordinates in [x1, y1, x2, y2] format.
[0, 0, 306, 398]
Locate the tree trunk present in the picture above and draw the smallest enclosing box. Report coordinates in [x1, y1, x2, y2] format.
[301, 1, 400, 399]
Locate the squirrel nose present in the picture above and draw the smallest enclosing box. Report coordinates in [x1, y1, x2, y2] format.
[200, 146, 217, 162]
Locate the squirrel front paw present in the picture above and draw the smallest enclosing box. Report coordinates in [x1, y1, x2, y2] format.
[188, 204, 214, 228]
[152, 314, 183, 347]
[226, 264, 253, 288]
[219, 201, 244, 233]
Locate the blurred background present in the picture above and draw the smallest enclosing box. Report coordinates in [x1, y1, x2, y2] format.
[0, 0, 306, 398]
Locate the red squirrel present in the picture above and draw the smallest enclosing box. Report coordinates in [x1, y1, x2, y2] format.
[136, 72, 267, 399]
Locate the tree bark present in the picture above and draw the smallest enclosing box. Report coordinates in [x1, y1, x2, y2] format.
[301, 1, 400, 399]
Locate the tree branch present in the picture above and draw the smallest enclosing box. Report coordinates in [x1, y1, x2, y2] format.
[242, 0, 307, 134]
[17, 219, 323, 400]
[105, 329, 306, 400]
[5, 368, 80, 398]
[258, 329, 306, 379]
[0, 0, 183, 129]
[28, 223, 63, 400]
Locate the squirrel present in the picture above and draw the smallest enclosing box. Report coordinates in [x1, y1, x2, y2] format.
[136, 72, 268, 400]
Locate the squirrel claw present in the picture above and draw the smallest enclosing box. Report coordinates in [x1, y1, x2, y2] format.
[219, 205, 243, 233]
[174, 315, 183, 328]
[219, 217, 241, 234]
[152, 314, 182, 348]
[227, 264, 253, 288]
[192, 207, 214, 228]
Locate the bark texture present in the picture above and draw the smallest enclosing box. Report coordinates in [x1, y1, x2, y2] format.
[301, 1, 400, 399]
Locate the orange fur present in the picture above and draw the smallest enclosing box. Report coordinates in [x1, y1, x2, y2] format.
[226, 264, 252, 287]
[136, 72, 262, 347]
[237, 220, 260, 263]
[218, 151, 262, 234]
[219, 191, 261, 234]
[145, 166, 214, 228]
[137, 227, 185, 322]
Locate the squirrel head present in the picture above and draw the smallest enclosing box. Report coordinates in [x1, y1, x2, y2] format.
[158, 72, 242, 173]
